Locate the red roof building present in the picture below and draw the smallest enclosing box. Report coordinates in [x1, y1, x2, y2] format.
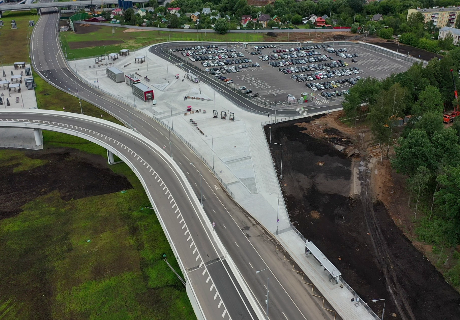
[315, 17, 326, 27]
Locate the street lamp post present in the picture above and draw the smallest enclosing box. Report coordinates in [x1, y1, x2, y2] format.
[371, 299, 385, 320]
[274, 142, 283, 180]
[269, 126, 272, 144]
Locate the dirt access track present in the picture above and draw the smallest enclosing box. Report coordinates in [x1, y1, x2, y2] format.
[266, 113, 460, 320]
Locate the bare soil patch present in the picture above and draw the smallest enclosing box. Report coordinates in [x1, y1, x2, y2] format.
[73, 23, 101, 34]
[123, 28, 150, 33]
[68, 40, 123, 49]
[267, 114, 460, 320]
[0, 148, 132, 219]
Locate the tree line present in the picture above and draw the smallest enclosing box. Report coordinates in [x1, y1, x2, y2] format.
[343, 48, 460, 259]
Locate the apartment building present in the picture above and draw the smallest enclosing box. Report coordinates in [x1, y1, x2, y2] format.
[407, 7, 460, 28]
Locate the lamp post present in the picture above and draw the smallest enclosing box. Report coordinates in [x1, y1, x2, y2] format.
[269, 126, 272, 144]
[273, 142, 282, 180]
[256, 268, 269, 319]
[371, 299, 385, 320]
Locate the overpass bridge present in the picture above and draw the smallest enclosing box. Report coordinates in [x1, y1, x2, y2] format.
[0, 0, 148, 16]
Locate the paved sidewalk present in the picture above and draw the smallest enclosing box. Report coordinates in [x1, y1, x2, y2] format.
[0, 64, 41, 150]
[69, 46, 376, 320]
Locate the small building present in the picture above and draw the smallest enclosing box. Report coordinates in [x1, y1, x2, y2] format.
[190, 12, 200, 22]
[125, 74, 140, 87]
[132, 83, 154, 101]
[315, 17, 326, 27]
[112, 8, 123, 16]
[106, 67, 124, 83]
[135, 56, 146, 63]
[120, 49, 130, 56]
[14, 62, 26, 69]
[372, 13, 383, 21]
[258, 14, 270, 28]
[202, 8, 211, 15]
[168, 7, 180, 14]
[439, 26, 460, 45]
[109, 53, 119, 60]
[241, 15, 252, 27]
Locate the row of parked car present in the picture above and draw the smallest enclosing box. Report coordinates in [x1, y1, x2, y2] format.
[276, 61, 353, 74]
[284, 66, 361, 81]
[320, 90, 350, 98]
[202, 58, 255, 67]
[306, 76, 361, 91]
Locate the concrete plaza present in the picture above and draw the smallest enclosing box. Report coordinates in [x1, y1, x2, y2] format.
[69, 45, 377, 320]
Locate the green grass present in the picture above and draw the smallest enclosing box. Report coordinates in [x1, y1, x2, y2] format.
[33, 72, 123, 125]
[0, 11, 38, 64]
[0, 135, 196, 319]
[0, 149, 48, 172]
[60, 26, 264, 60]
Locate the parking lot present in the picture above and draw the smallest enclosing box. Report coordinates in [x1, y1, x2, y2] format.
[170, 42, 413, 110]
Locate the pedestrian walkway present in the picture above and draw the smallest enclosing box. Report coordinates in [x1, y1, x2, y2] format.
[69, 45, 376, 320]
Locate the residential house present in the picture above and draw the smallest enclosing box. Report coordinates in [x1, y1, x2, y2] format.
[190, 12, 200, 22]
[439, 26, 460, 45]
[258, 13, 270, 27]
[372, 13, 383, 21]
[315, 17, 326, 27]
[167, 7, 180, 14]
[303, 14, 317, 24]
[241, 14, 252, 27]
[136, 8, 146, 17]
[210, 13, 220, 20]
[202, 8, 211, 15]
[112, 8, 123, 16]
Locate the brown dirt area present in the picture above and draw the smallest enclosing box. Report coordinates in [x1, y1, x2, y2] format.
[68, 40, 124, 50]
[0, 148, 132, 219]
[266, 112, 460, 320]
[73, 23, 101, 34]
[123, 28, 150, 33]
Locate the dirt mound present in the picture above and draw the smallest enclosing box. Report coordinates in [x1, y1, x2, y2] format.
[74, 23, 101, 34]
[0, 148, 132, 219]
[268, 118, 460, 320]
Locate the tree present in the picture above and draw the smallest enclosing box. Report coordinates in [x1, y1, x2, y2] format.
[169, 14, 180, 28]
[456, 16, 460, 29]
[392, 129, 436, 177]
[413, 85, 444, 116]
[399, 32, 419, 47]
[407, 166, 431, 215]
[439, 33, 455, 51]
[214, 18, 229, 34]
[378, 27, 393, 39]
[434, 165, 460, 244]
[368, 83, 408, 158]
[291, 14, 302, 25]
[123, 8, 136, 25]
[414, 112, 444, 140]
[417, 38, 439, 53]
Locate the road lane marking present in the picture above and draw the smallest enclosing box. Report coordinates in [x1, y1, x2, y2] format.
[218, 300, 223, 308]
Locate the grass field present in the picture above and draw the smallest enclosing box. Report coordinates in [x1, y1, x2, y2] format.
[60, 26, 264, 60]
[0, 137, 196, 320]
[0, 11, 38, 64]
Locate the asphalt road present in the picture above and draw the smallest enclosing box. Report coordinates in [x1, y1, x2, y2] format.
[76, 21, 350, 34]
[27, 12, 338, 320]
